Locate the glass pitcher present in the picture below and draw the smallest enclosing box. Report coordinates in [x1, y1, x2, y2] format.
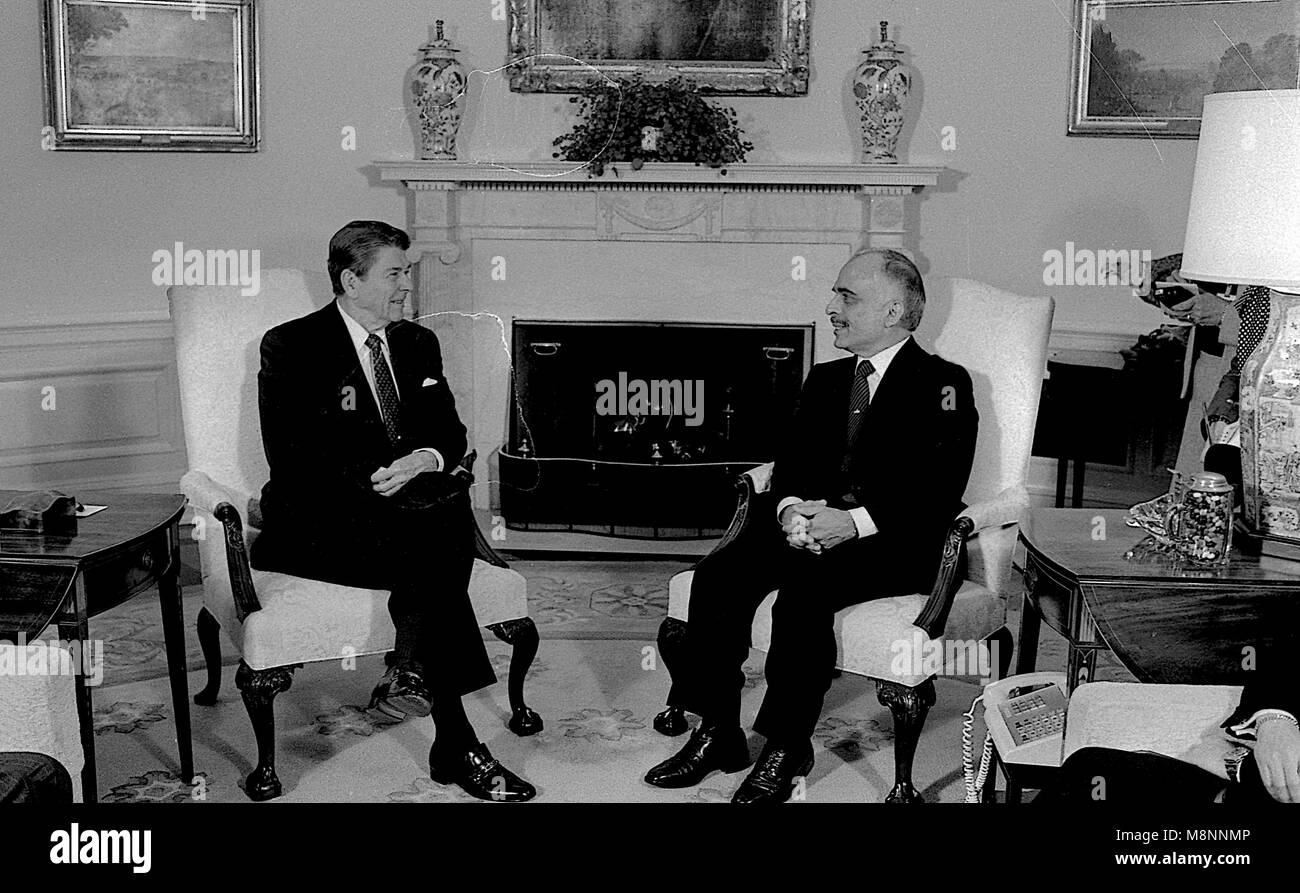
[1163, 471, 1234, 566]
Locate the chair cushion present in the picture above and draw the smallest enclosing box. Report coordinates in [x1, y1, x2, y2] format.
[1064, 682, 1244, 780]
[199, 527, 528, 670]
[668, 570, 1004, 687]
[0, 643, 85, 801]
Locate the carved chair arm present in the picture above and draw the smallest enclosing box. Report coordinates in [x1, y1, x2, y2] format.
[960, 485, 1029, 537]
[452, 450, 510, 569]
[699, 463, 777, 567]
[180, 470, 263, 623]
[213, 502, 263, 623]
[181, 469, 250, 521]
[912, 485, 1028, 638]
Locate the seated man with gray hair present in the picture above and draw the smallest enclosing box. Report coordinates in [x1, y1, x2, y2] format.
[645, 248, 979, 802]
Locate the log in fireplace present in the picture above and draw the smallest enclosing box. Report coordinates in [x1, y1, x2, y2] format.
[500, 320, 813, 538]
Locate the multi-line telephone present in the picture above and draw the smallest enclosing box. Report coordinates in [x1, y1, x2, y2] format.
[963, 672, 1069, 801]
[983, 672, 1068, 765]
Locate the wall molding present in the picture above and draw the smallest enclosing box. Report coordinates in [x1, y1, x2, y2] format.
[0, 317, 187, 493]
[1048, 328, 1135, 354]
[0, 313, 171, 334]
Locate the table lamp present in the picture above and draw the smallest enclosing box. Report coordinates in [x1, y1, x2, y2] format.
[1180, 89, 1300, 558]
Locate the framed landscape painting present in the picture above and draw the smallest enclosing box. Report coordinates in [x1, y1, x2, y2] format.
[1070, 0, 1300, 137]
[42, 0, 260, 151]
[507, 0, 810, 95]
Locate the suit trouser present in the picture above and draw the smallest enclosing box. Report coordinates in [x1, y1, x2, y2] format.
[668, 524, 928, 744]
[251, 480, 496, 699]
[1042, 746, 1276, 805]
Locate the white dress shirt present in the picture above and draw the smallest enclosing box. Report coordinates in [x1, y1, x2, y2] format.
[337, 302, 443, 471]
[777, 336, 912, 539]
[1227, 708, 1300, 738]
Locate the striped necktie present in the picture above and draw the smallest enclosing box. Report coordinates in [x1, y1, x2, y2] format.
[842, 359, 875, 472]
[365, 333, 402, 447]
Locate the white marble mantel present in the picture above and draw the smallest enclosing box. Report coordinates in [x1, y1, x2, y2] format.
[375, 161, 945, 266]
[375, 160, 944, 190]
[372, 159, 948, 507]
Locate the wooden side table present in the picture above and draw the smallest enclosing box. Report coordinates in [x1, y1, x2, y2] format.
[992, 506, 1300, 802]
[1016, 507, 1300, 690]
[0, 492, 190, 803]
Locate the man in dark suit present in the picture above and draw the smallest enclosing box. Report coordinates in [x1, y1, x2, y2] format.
[1047, 664, 1299, 804]
[250, 220, 534, 802]
[645, 249, 978, 802]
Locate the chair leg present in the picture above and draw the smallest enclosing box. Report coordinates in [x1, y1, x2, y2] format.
[984, 625, 1015, 682]
[876, 678, 936, 804]
[653, 617, 690, 736]
[235, 661, 294, 802]
[193, 607, 222, 706]
[487, 618, 543, 736]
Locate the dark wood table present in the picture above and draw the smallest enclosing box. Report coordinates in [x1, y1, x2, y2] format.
[1017, 507, 1300, 691]
[0, 492, 190, 803]
[987, 506, 1300, 803]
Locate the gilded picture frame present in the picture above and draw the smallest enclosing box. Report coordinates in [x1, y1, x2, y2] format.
[1069, 0, 1299, 138]
[507, 0, 810, 95]
[42, 0, 260, 151]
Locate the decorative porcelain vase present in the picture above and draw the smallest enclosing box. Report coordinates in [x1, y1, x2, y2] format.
[1239, 290, 1300, 548]
[411, 21, 467, 161]
[852, 21, 912, 164]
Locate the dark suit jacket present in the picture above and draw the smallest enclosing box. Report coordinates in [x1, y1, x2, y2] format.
[1228, 681, 1298, 728]
[249, 302, 468, 585]
[1224, 654, 1299, 731]
[770, 337, 979, 577]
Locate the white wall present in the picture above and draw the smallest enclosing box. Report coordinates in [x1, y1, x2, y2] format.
[0, 0, 1187, 488]
[2, 1, 1180, 332]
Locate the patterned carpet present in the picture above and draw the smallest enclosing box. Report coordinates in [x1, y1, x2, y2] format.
[90, 642, 985, 803]
[82, 557, 1134, 803]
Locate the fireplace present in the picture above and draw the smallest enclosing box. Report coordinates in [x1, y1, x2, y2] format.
[500, 320, 812, 537]
[373, 160, 947, 527]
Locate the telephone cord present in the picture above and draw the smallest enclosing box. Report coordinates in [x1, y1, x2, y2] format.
[962, 694, 995, 803]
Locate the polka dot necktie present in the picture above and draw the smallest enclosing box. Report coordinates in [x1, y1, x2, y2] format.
[365, 333, 402, 447]
[842, 359, 875, 473]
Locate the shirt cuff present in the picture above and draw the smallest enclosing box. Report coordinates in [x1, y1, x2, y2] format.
[776, 496, 803, 522]
[848, 506, 877, 539]
[413, 448, 443, 472]
[1228, 709, 1299, 738]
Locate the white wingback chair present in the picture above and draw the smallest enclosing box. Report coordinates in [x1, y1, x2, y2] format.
[168, 269, 540, 801]
[656, 278, 1054, 802]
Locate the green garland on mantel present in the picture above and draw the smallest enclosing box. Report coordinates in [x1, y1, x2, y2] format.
[552, 73, 754, 178]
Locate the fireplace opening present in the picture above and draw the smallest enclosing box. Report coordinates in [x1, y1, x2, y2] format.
[499, 320, 813, 538]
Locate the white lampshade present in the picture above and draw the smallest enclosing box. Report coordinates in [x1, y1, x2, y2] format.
[1181, 90, 1300, 290]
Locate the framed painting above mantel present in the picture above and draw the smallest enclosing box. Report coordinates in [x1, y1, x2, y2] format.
[42, 0, 260, 151]
[507, 0, 810, 95]
[1069, 0, 1299, 138]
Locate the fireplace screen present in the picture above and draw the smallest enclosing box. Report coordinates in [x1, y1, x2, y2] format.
[501, 320, 813, 538]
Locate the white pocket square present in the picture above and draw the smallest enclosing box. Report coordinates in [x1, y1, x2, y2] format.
[422, 377, 439, 387]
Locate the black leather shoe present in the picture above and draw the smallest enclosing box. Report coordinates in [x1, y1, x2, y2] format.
[644, 724, 750, 789]
[731, 741, 814, 803]
[430, 743, 536, 802]
[368, 668, 431, 719]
